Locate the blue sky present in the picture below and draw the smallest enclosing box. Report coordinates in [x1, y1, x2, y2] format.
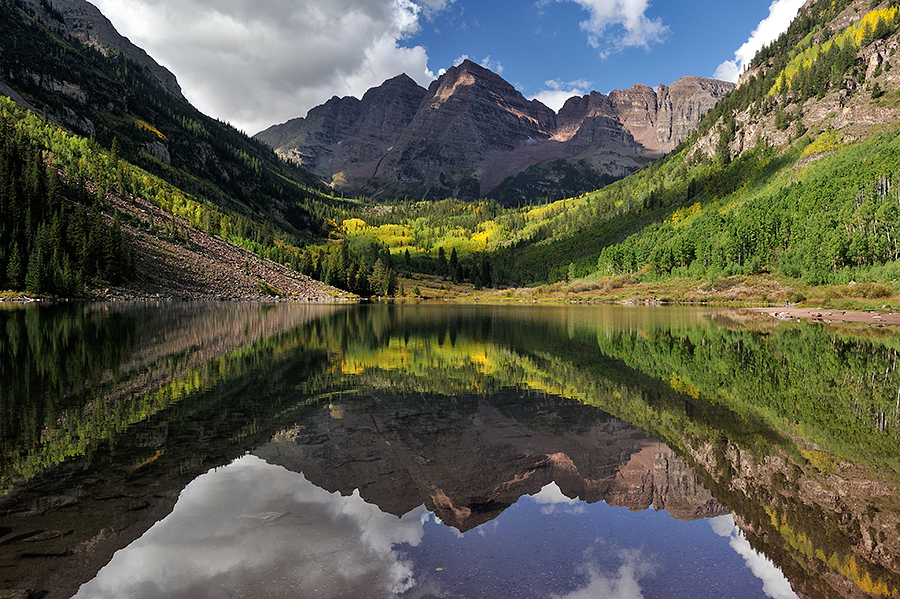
[407, 0, 785, 106]
[91, 0, 805, 135]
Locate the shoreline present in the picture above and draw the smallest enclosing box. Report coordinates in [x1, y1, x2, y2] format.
[746, 307, 900, 327]
[4, 292, 900, 329]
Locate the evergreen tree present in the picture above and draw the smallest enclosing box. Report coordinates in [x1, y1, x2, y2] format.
[449, 247, 459, 283]
[6, 242, 22, 289]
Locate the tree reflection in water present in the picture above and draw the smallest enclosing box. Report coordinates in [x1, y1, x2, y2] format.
[1, 303, 898, 598]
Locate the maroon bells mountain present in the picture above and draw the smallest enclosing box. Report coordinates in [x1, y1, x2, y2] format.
[255, 60, 734, 202]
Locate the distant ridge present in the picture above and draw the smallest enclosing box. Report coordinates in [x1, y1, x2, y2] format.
[256, 60, 734, 201]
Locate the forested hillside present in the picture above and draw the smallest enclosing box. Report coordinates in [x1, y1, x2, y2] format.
[0, 0, 332, 238]
[590, 0, 900, 288]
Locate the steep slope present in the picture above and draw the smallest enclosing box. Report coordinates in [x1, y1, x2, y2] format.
[585, 0, 900, 287]
[257, 61, 733, 202]
[256, 74, 428, 187]
[0, 0, 334, 240]
[0, 0, 362, 298]
[18, 0, 185, 101]
[375, 60, 560, 200]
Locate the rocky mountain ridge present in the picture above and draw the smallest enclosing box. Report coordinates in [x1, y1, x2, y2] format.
[256, 60, 734, 201]
[254, 394, 726, 532]
[18, 0, 186, 101]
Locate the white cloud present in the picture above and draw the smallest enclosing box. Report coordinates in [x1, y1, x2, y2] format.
[561, 0, 669, 56]
[714, 0, 806, 82]
[552, 550, 656, 599]
[710, 515, 799, 599]
[453, 54, 471, 66]
[532, 78, 593, 112]
[73, 455, 430, 599]
[714, 60, 742, 82]
[480, 55, 504, 74]
[91, 0, 448, 134]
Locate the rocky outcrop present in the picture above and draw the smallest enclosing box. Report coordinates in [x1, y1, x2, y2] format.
[20, 0, 185, 101]
[559, 77, 735, 155]
[656, 76, 735, 150]
[604, 443, 725, 521]
[256, 62, 733, 200]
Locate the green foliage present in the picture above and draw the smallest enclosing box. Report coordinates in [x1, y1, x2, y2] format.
[0, 0, 376, 291]
[595, 126, 900, 286]
[0, 0, 338, 235]
[0, 103, 130, 293]
[489, 159, 620, 206]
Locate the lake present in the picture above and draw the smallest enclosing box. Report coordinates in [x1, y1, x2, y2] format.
[2, 301, 899, 599]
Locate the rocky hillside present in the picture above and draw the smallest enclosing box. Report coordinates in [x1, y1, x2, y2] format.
[256, 60, 733, 202]
[691, 0, 900, 165]
[17, 0, 185, 101]
[104, 187, 345, 301]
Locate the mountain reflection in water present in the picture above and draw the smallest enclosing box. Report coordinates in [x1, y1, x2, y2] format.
[2, 302, 899, 598]
[73, 454, 791, 599]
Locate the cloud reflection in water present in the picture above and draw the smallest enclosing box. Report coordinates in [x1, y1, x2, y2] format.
[550, 549, 657, 599]
[74, 455, 428, 599]
[710, 515, 799, 599]
[74, 458, 795, 599]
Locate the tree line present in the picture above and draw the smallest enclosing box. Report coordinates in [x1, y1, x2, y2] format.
[0, 115, 131, 294]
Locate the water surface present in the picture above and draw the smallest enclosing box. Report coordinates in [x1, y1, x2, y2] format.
[2, 302, 899, 599]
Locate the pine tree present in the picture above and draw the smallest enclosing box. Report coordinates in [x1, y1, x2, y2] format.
[103, 210, 122, 283]
[6, 242, 22, 289]
[449, 247, 459, 283]
[24, 244, 43, 294]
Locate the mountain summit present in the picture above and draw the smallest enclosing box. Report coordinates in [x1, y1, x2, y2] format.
[256, 61, 733, 202]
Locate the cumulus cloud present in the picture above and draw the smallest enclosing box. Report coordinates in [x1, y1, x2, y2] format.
[552, 550, 656, 599]
[532, 78, 593, 112]
[73, 455, 430, 599]
[714, 0, 806, 82]
[91, 0, 447, 134]
[710, 515, 799, 599]
[560, 0, 669, 56]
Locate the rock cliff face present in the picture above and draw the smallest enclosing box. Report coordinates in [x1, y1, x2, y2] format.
[256, 74, 427, 186]
[20, 0, 185, 101]
[253, 392, 727, 532]
[256, 61, 733, 200]
[564, 77, 736, 155]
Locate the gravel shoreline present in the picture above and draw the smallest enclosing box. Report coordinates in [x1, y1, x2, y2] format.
[747, 307, 900, 327]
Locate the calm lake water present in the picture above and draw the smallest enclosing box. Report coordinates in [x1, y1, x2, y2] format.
[2, 302, 900, 599]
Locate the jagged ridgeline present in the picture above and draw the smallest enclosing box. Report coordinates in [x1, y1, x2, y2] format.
[340, 0, 900, 288]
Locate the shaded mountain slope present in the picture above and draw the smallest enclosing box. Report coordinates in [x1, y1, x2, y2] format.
[0, 0, 336, 241]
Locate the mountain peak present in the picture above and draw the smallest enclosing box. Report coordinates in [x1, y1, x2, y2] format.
[257, 63, 733, 201]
